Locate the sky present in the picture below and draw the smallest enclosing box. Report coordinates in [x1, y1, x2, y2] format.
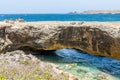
[0, 0, 120, 14]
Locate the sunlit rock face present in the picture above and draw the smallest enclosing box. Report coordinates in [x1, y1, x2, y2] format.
[0, 22, 120, 60]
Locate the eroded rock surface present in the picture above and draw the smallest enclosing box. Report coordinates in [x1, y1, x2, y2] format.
[0, 22, 120, 60]
[0, 50, 78, 80]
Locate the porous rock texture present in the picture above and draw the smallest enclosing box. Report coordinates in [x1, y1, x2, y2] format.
[0, 50, 78, 80]
[0, 22, 120, 60]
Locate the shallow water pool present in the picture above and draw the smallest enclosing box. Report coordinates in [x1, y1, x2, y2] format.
[36, 49, 120, 80]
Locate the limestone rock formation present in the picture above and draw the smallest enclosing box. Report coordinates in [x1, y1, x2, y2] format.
[0, 50, 78, 80]
[0, 22, 120, 60]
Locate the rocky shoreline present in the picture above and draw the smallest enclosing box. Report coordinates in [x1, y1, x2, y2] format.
[0, 21, 120, 80]
[0, 21, 120, 60]
[0, 50, 78, 80]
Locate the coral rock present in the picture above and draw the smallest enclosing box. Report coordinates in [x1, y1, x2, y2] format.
[0, 22, 120, 60]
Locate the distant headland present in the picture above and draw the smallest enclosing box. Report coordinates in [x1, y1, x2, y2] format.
[81, 10, 120, 14]
[69, 10, 120, 14]
[68, 11, 79, 14]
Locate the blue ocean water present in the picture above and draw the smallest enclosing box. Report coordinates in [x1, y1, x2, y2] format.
[37, 49, 120, 80]
[0, 14, 120, 21]
[1, 14, 120, 79]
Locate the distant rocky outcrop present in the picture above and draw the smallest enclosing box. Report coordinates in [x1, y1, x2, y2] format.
[82, 10, 120, 14]
[3, 19, 25, 24]
[16, 19, 25, 22]
[68, 11, 79, 14]
[0, 22, 120, 60]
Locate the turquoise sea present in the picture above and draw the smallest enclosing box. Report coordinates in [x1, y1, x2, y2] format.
[36, 49, 120, 80]
[0, 14, 120, 21]
[1, 14, 120, 80]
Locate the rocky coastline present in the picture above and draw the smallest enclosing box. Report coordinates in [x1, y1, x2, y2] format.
[82, 10, 120, 14]
[0, 50, 78, 80]
[0, 21, 120, 80]
[0, 21, 120, 60]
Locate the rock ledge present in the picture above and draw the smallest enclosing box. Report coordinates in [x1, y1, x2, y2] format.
[0, 22, 120, 60]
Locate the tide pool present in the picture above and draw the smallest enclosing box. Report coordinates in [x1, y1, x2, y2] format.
[36, 49, 120, 80]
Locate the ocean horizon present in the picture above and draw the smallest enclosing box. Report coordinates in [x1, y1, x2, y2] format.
[0, 14, 120, 22]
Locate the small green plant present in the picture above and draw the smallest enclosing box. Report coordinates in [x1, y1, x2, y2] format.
[0, 74, 7, 80]
[20, 60, 29, 65]
[35, 75, 45, 80]
[61, 72, 69, 80]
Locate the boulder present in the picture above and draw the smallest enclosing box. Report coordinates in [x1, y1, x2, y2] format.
[16, 19, 25, 22]
[3, 20, 15, 24]
[0, 22, 120, 60]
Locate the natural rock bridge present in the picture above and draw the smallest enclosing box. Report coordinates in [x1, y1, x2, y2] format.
[0, 22, 120, 60]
